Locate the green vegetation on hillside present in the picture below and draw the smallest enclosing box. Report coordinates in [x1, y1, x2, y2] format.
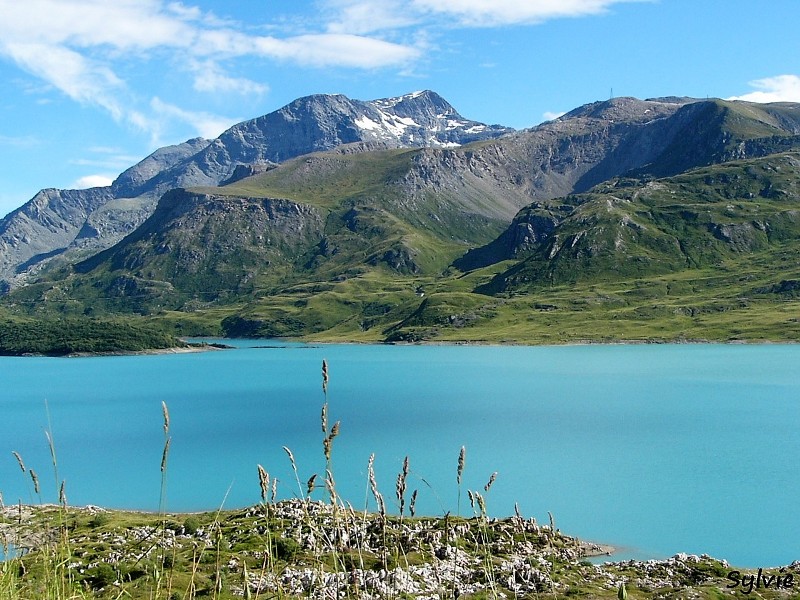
[3, 150, 800, 349]
[482, 152, 800, 293]
[200, 148, 420, 209]
[0, 316, 182, 355]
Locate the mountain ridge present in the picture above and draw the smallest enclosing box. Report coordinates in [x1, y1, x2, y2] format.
[0, 90, 514, 287]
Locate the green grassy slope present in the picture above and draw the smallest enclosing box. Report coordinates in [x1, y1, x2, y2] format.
[4, 146, 800, 346]
[480, 152, 800, 292]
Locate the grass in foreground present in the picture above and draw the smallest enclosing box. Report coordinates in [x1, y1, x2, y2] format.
[6, 500, 775, 600]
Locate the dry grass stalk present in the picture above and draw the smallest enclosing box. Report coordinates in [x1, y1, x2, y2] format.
[29, 469, 40, 495]
[242, 561, 252, 600]
[58, 481, 66, 506]
[322, 359, 329, 393]
[11, 451, 26, 473]
[160, 438, 171, 473]
[396, 456, 409, 516]
[409, 489, 418, 517]
[270, 477, 278, 503]
[323, 437, 332, 461]
[161, 400, 170, 435]
[457, 446, 466, 485]
[283, 446, 297, 470]
[44, 431, 57, 471]
[283, 446, 305, 498]
[376, 490, 386, 518]
[475, 492, 486, 516]
[484, 472, 497, 492]
[324, 469, 338, 505]
[323, 421, 340, 462]
[367, 454, 385, 517]
[367, 454, 378, 501]
[257, 465, 270, 504]
[321, 403, 328, 434]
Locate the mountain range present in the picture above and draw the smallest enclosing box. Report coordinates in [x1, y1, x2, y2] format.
[0, 90, 510, 287]
[3, 90, 800, 343]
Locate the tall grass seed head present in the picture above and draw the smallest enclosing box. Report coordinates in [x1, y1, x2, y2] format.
[11, 451, 26, 473]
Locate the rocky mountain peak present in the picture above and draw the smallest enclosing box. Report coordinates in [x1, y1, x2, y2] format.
[558, 96, 697, 125]
[111, 137, 212, 198]
[374, 90, 456, 117]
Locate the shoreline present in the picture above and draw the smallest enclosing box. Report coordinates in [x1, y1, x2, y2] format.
[62, 341, 233, 358]
[3, 336, 797, 358]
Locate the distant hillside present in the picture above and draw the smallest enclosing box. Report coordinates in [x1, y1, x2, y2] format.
[460, 152, 800, 293]
[0, 91, 513, 287]
[3, 95, 800, 345]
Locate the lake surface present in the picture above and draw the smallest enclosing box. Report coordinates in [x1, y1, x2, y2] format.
[1, 341, 798, 567]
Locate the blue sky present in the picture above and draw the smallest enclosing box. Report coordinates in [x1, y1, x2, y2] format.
[1, 0, 799, 218]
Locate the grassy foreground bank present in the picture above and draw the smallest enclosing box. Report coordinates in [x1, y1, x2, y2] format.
[3, 500, 784, 600]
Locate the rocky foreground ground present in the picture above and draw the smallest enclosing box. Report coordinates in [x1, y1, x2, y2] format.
[1, 500, 797, 599]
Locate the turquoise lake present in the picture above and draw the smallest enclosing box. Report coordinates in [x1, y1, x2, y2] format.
[1, 341, 798, 567]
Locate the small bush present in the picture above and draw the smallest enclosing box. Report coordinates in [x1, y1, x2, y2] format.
[274, 536, 300, 561]
[183, 516, 201, 535]
[89, 513, 110, 529]
[86, 562, 117, 589]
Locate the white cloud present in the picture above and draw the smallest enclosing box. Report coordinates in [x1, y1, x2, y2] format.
[151, 97, 237, 140]
[325, 0, 419, 34]
[0, 1, 420, 67]
[2, 41, 126, 120]
[542, 111, 566, 121]
[73, 174, 114, 189]
[253, 34, 420, 68]
[0, 0, 192, 50]
[728, 75, 800, 104]
[324, 0, 642, 28]
[190, 60, 269, 95]
[322, 0, 644, 30]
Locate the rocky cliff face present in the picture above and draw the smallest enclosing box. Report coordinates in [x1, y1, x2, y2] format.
[72, 189, 326, 309]
[0, 138, 211, 287]
[111, 138, 213, 198]
[0, 187, 115, 285]
[142, 90, 514, 192]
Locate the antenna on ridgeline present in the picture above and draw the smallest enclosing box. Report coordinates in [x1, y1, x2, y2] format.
[610, 87, 614, 100]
